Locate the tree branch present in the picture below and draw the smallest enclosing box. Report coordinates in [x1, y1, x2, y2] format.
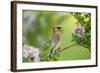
[78, 43, 91, 53]
[48, 43, 91, 61]
[55, 43, 77, 53]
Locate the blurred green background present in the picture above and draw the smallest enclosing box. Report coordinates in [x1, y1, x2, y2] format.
[23, 10, 91, 62]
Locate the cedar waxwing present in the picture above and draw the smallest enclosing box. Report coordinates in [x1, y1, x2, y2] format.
[49, 26, 61, 59]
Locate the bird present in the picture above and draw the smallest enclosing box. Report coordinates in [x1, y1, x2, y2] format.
[49, 26, 61, 60]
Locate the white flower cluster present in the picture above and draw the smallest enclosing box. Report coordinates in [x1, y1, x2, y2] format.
[72, 23, 85, 37]
[23, 45, 40, 62]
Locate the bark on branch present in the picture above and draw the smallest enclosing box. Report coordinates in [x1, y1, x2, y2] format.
[55, 43, 90, 53]
[78, 43, 91, 53]
[55, 43, 77, 53]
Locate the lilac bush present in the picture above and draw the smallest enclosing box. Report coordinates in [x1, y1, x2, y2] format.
[23, 45, 40, 62]
[72, 23, 85, 37]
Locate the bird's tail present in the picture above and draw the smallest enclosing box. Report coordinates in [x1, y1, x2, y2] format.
[49, 48, 54, 60]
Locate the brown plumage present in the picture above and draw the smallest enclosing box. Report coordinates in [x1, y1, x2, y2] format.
[49, 26, 61, 59]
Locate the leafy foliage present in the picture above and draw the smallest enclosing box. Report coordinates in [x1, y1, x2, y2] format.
[71, 13, 91, 52]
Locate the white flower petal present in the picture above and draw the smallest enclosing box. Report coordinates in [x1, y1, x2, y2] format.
[23, 49, 29, 58]
[77, 23, 82, 29]
[82, 26, 85, 33]
[34, 57, 40, 62]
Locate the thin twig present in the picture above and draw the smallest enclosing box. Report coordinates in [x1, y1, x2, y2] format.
[48, 43, 91, 60]
[78, 43, 91, 53]
[56, 43, 77, 53]
[48, 43, 76, 60]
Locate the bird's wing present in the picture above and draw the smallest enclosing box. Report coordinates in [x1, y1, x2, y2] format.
[52, 40, 61, 54]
